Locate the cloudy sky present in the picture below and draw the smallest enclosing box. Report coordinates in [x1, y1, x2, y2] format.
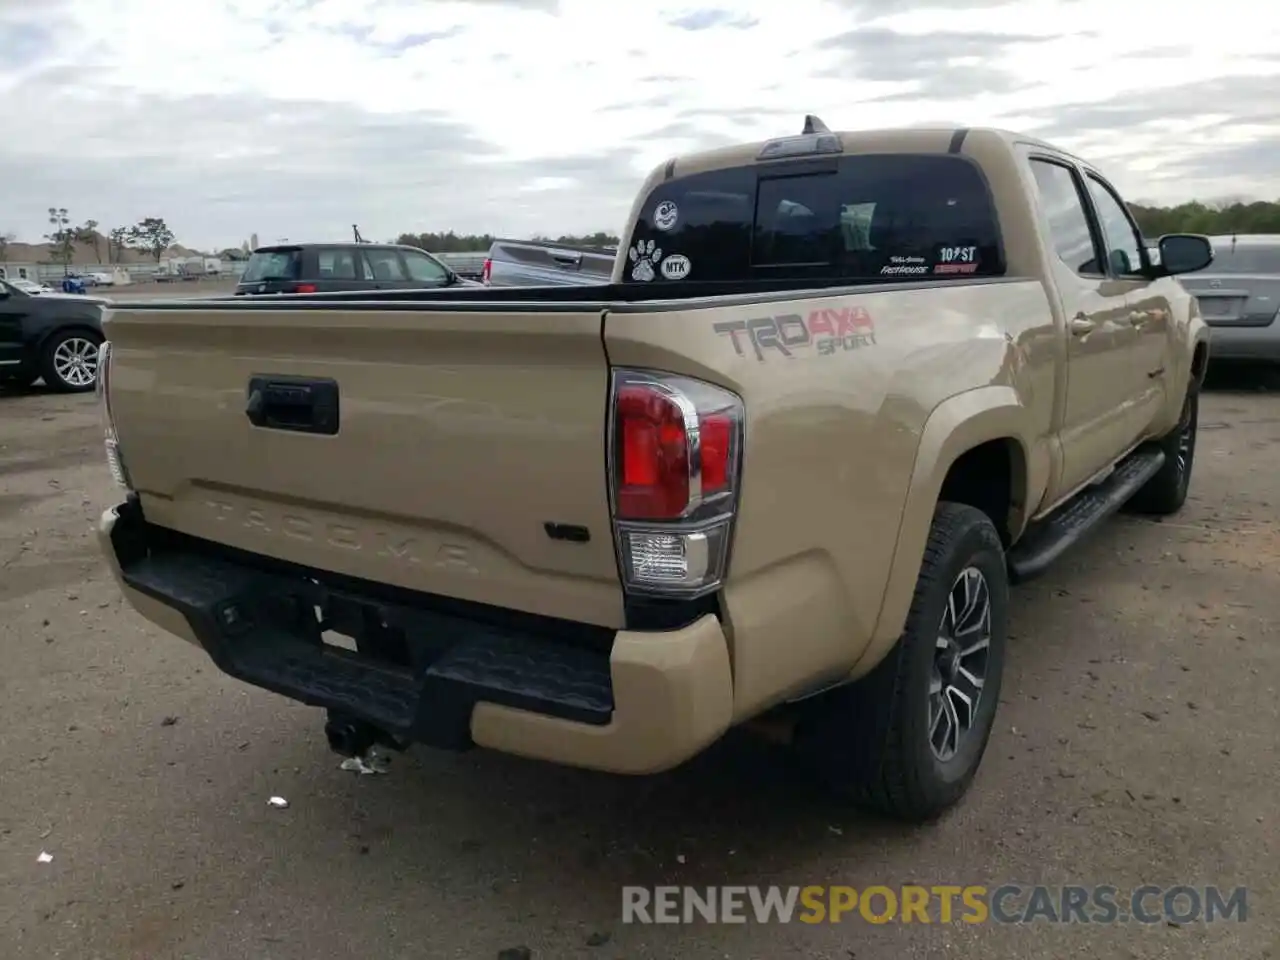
[1, 0, 1277, 251]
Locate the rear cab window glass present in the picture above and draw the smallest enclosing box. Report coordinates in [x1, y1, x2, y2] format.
[625, 154, 1005, 284]
[241, 249, 301, 283]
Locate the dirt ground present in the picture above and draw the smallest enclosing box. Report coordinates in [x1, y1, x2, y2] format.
[0, 368, 1277, 960]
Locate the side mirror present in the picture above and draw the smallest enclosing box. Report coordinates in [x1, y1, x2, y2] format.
[1157, 234, 1213, 276]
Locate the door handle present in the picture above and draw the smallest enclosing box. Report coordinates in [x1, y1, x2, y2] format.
[1070, 315, 1095, 336]
[246, 375, 340, 435]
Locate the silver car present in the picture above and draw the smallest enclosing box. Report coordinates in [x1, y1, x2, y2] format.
[1178, 234, 1280, 361]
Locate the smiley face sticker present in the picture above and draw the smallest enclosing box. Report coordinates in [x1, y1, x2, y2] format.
[652, 200, 679, 232]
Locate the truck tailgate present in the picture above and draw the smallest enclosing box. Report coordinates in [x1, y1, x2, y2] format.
[104, 303, 624, 628]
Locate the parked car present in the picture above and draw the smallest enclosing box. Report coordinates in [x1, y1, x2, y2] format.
[8, 278, 52, 295]
[1177, 234, 1280, 362]
[482, 238, 616, 287]
[0, 278, 108, 391]
[97, 120, 1210, 822]
[234, 243, 480, 296]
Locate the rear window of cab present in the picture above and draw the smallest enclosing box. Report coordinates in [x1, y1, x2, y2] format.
[625, 154, 1005, 284]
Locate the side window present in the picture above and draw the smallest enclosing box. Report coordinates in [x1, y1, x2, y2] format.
[1085, 176, 1145, 277]
[1029, 159, 1102, 277]
[362, 249, 408, 282]
[317, 248, 358, 280]
[401, 249, 449, 283]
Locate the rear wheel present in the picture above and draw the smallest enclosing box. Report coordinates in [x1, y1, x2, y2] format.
[795, 503, 1009, 822]
[1127, 381, 1198, 516]
[40, 330, 103, 393]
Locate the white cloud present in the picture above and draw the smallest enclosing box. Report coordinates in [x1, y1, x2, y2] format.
[1, 0, 1277, 250]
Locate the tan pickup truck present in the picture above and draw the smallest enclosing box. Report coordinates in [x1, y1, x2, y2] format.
[95, 120, 1213, 822]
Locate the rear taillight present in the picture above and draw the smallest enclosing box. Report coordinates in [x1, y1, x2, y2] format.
[294, 282, 317, 293]
[96, 339, 131, 490]
[609, 369, 743, 597]
[481, 259, 492, 285]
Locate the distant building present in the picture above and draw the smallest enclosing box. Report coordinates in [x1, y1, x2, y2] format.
[0, 262, 39, 282]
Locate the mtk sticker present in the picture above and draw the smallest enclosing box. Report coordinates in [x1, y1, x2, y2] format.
[660, 254, 691, 280]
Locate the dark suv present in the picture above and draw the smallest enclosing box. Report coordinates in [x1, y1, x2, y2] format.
[234, 243, 478, 296]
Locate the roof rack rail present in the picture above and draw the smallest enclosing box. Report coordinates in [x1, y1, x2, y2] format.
[802, 114, 831, 135]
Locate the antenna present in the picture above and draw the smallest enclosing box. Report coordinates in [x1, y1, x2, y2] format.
[353, 224, 365, 244]
[802, 114, 831, 135]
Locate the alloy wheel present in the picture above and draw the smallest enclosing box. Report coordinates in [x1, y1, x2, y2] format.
[53, 337, 99, 388]
[929, 566, 992, 763]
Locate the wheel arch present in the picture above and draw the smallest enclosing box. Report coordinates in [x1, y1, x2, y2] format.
[37, 320, 105, 352]
[849, 387, 1043, 680]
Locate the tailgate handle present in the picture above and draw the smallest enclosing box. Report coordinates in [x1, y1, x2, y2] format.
[246, 376, 340, 435]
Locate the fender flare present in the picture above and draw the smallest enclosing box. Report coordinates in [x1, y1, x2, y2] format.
[849, 385, 1043, 679]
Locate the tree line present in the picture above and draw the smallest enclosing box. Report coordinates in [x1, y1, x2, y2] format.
[396, 201, 1280, 254]
[6, 198, 1276, 268]
[36, 207, 179, 268]
[1128, 200, 1280, 238]
[394, 230, 621, 253]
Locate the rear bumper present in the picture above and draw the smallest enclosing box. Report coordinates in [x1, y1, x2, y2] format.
[99, 498, 733, 774]
[1205, 321, 1280, 361]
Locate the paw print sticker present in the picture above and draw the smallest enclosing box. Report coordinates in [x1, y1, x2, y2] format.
[628, 239, 663, 282]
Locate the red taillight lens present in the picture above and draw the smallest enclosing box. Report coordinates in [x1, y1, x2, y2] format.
[294, 283, 317, 293]
[612, 372, 742, 522]
[699, 413, 732, 494]
[609, 369, 743, 596]
[481, 259, 492, 284]
[617, 384, 689, 519]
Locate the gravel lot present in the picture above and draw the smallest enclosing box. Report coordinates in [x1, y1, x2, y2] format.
[1, 370, 1277, 960]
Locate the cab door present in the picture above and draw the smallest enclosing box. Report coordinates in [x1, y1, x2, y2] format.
[1081, 172, 1173, 441]
[1026, 156, 1140, 501]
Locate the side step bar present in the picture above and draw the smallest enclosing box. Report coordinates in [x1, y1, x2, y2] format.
[1007, 446, 1165, 584]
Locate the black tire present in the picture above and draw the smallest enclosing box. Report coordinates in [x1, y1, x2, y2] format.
[794, 503, 1009, 823]
[1126, 381, 1198, 516]
[39, 329, 103, 393]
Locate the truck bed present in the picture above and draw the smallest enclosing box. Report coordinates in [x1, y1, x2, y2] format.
[102, 273, 1050, 639]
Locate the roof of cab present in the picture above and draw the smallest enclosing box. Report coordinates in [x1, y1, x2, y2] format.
[252, 242, 421, 253]
[657, 122, 1083, 181]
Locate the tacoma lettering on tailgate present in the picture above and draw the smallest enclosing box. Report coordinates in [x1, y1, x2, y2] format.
[714, 305, 876, 361]
[203, 499, 479, 574]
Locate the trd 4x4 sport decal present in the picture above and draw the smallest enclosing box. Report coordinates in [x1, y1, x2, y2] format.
[713, 305, 876, 361]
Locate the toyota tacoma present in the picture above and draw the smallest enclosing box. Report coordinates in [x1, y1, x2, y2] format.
[95, 120, 1212, 821]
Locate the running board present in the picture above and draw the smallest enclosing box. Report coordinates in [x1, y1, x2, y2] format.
[1007, 446, 1165, 584]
